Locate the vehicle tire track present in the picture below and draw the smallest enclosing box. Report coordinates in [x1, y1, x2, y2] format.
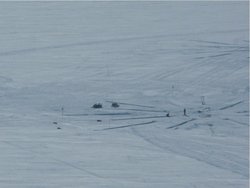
[166, 118, 197, 129]
[97, 120, 156, 131]
[131, 127, 248, 178]
[219, 101, 244, 110]
[2, 140, 104, 179]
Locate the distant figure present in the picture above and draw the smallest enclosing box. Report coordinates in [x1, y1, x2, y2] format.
[61, 107, 64, 116]
[92, 103, 103, 109]
[184, 108, 187, 116]
[166, 113, 170, 117]
[111, 102, 119, 108]
[201, 96, 206, 105]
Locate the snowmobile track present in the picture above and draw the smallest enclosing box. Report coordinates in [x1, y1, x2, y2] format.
[106, 101, 155, 109]
[117, 108, 168, 113]
[167, 118, 197, 129]
[112, 115, 168, 121]
[219, 101, 243, 110]
[97, 121, 157, 131]
[64, 112, 132, 116]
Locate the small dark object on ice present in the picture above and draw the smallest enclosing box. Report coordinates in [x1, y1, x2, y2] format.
[53, 122, 58, 125]
[92, 103, 103, 109]
[57, 127, 61, 130]
[111, 102, 119, 108]
[166, 113, 170, 117]
[184, 108, 187, 116]
[97, 120, 102, 122]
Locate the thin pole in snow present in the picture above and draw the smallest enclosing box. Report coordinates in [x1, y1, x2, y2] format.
[61, 107, 64, 117]
[201, 96, 206, 105]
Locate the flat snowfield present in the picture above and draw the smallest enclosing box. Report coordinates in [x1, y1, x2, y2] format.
[0, 2, 249, 188]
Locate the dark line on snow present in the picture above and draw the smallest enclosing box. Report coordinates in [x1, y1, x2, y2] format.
[106, 100, 155, 109]
[219, 101, 243, 110]
[167, 118, 196, 129]
[112, 115, 167, 121]
[117, 108, 168, 113]
[98, 121, 156, 131]
[64, 112, 131, 116]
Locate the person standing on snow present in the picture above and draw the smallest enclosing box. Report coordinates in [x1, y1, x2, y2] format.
[184, 108, 187, 116]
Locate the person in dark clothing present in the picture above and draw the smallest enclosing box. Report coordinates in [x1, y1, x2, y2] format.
[184, 108, 187, 116]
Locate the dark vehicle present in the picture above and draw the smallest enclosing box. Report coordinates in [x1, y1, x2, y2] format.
[92, 103, 103, 109]
[111, 102, 119, 108]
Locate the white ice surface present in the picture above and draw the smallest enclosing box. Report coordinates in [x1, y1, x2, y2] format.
[0, 1, 249, 188]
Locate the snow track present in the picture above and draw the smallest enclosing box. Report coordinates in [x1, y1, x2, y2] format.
[167, 118, 197, 129]
[98, 120, 156, 131]
[0, 2, 248, 188]
[131, 126, 249, 178]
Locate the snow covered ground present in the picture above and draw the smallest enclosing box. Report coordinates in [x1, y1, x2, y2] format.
[0, 1, 249, 188]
